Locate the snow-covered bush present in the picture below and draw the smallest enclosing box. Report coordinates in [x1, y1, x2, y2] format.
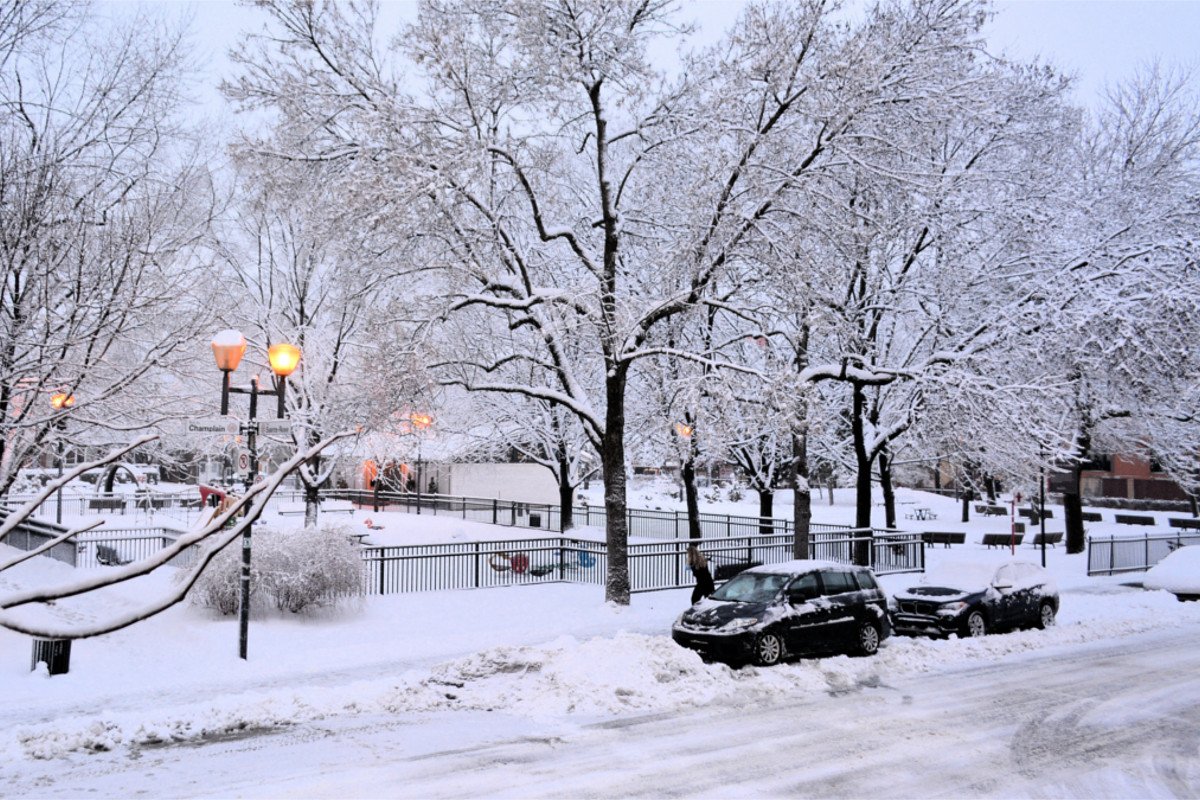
[184, 524, 364, 615]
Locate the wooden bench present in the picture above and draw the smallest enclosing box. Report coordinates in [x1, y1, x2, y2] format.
[95, 544, 130, 566]
[1081, 511, 1103, 522]
[1114, 513, 1155, 526]
[89, 498, 126, 513]
[713, 560, 762, 581]
[1028, 532, 1063, 548]
[922, 532, 966, 548]
[279, 501, 356, 517]
[1168, 517, 1200, 530]
[982, 533, 1023, 549]
[976, 505, 1006, 516]
[1018, 508, 1035, 519]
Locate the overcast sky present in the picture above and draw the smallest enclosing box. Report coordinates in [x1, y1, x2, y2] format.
[178, 0, 1198, 122]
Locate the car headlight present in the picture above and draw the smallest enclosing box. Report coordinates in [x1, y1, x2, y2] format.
[936, 601, 969, 616]
[719, 617, 760, 632]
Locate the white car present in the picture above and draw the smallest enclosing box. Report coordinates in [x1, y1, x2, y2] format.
[1144, 546, 1200, 602]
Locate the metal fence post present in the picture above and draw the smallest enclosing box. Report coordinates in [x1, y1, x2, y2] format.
[492, 498, 498, 525]
[378, 551, 386, 595]
[474, 541, 480, 588]
[726, 515, 731, 537]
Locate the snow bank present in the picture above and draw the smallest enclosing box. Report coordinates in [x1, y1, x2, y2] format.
[8, 584, 1197, 761]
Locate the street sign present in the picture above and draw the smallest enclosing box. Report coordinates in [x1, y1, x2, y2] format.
[257, 419, 292, 437]
[235, 448, 252, 476]
[188, 417, 239, 435]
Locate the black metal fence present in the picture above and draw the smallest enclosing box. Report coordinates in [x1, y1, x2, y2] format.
[1087, 533, 1200, 576]
[327, 489, 858, 542]
[359, 529, 925, 596]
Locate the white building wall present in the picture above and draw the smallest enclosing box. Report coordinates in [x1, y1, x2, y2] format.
[447, 463, 559, 505]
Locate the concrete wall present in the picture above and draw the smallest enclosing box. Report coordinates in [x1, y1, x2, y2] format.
[447, 463, 559, 505]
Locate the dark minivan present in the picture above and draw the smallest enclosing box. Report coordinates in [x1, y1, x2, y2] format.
[671, 560, 890, 666]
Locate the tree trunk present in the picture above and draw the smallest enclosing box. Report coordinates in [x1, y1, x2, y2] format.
[304, 478, 320, 529]
[961, 492, 971, 523]
[757, 487, 774, 535]
[682, 451, 701, 540]
[985, 475, 997, 503]
[1189, 493, 1198, 518]
[601, 370, 630, 604]
[851, 384, 872, 566]
[1064, 466, 1085, 554]
[879, 446, 896, 530]
[792, 431, 810, 559]
[303, 448, 321, 528]
[557, 457, 574, 532]
[933, 460, 942, 491]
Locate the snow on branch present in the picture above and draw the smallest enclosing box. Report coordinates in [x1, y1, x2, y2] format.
[0, 435, 157, 546]
[0, 431, 354, 639]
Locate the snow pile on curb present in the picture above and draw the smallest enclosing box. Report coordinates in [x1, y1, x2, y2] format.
[10, 587, 1199, 761]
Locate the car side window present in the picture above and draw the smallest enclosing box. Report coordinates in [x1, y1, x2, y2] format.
[820, 570, 856, 596]
[994, 565, 1017, 586]
[787, 572, 820, 601]
[854, 571, 878, 591]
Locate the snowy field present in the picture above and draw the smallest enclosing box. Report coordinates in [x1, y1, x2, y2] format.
[2, 487, 1199, 798]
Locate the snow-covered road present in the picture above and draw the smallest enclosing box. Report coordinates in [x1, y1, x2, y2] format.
[7, 626, 1198, 799]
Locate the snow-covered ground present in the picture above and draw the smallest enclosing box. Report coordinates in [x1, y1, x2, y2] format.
[2, 485, 1198, 797]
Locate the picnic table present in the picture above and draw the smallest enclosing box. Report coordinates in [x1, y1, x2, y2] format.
[905, 507, 937, 521]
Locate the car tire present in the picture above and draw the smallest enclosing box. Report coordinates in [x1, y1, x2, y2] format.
[854, 622, 881, 656]
[1035, 601, 1056, 629]
[1176, 594, 1200, 603]
[752, 632, 785, 666]
[961, 609, 987, 638]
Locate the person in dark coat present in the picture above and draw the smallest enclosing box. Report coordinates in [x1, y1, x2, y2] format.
[687, 543, 715, 604]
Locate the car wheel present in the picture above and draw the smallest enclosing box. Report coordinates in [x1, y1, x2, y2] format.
[1176, 594, 1200, 603]
[1035, 601, 1056, 629]
[753, 632, 785, 666]
[961, 609, 987, 638]
[854, 622, 881, 656]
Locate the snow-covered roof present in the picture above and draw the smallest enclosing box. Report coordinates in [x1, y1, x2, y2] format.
[746, 559, 846, 575]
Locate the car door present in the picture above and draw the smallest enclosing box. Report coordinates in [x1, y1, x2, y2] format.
[991, 564, 1025, 627]
[780, 571, 826, 655]
[816, 569, 861, 648]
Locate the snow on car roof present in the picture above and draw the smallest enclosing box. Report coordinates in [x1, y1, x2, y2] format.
[1144, 545, 1200, 594]
[746, 559, 850, 575]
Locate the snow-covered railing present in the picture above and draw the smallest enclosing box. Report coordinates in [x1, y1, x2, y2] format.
[359, 529, 925, 597]
[1087, 532, 1200, 576]
[325, 489, 858, 542]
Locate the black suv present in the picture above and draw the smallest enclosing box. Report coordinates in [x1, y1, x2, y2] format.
[891, 559, 1059, 638]
[671, 560, 890, 666]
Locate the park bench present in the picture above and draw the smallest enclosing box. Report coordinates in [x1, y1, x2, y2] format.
[982, 533, 1023, 549]
[974, 505, 1006, 516]
[278, 500, 355, 517]
[922, 531, 966, 548]
[89, 498, 126, 513]
[713, 560, 762, 581]
[1028, 532, 1063, 548]
[1114, 513, 1155, 526]
[95, 544, 130, 566]
[1081, 511, 1103, 522]
[1168, 517, 1200, 530]
[1018, 508, 1036, 519]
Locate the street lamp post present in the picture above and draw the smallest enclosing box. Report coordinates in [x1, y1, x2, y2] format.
[1040, 456, 1048, 569]
[211, 330, 301, 661]
[50, 392, 75, 525]
[410, 413, 432, 515]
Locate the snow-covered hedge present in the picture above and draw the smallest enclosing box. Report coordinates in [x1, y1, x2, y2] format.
[185, 524, 364, 615]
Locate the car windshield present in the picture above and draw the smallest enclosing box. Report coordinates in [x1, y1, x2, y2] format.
[710, 572, 790, 603]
